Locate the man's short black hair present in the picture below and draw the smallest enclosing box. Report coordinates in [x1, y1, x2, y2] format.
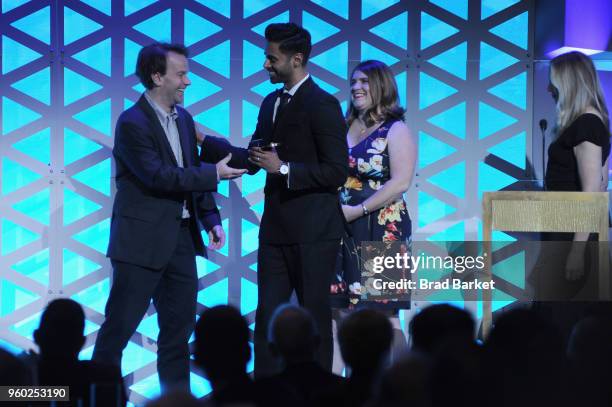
[265, 23, 312, 65]
[135, 43, 189, 90]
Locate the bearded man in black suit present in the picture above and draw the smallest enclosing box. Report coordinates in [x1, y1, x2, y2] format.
[200, 23, 348, 378]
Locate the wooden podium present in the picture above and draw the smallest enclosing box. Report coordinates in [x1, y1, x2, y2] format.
[481, 191, 610, 336]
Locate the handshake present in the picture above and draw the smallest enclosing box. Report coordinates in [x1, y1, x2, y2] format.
[215, 141, 283, 179]
[216, 153, 247, 180]
[199, 128, 283, 180]
[196, 126, 246, 180]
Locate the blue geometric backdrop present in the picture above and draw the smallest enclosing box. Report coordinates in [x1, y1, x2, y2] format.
[0, 0, 533, 404]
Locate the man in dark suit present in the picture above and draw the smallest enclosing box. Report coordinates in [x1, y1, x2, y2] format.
[200, 23, 348, 378]
[92, 43, 245, 392]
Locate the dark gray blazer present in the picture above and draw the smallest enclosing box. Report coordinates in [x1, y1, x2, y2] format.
[107, 96, 220, 269]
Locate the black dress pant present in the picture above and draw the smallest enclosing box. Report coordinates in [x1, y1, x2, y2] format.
[92, 225, 198, 392]
[254, 239, 340, 379]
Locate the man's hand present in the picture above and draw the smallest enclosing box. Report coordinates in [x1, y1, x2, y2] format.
[216, 153, 247, 180]
[248, 147, 282, 174]
[208, 225, 225, 250]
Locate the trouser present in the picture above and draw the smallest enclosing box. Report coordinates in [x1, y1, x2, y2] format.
[93, 226, 198, 392]
[254, 240, 340, 379]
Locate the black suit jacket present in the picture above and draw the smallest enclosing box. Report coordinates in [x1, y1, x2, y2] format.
[107, 96, 220, 269]
[201, 77, 348, 244]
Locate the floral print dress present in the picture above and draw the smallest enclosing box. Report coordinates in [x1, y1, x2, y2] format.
[331, 120, 412, 309]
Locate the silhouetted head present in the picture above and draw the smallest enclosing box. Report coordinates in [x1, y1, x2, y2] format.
[34, 299, 85, 359]
[268, 304, 319, 364]
[194, 305, 250, 382]
[409, 304, 475, 354]
[338, 309, 393, 373]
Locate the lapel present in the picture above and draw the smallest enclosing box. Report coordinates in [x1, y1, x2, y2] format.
[271, 89, 286, 133]
[273, 77, 314, 141]
[137, 96, 179, 166]
[260, 94, 277, 144]
[175, 109, 193, 166]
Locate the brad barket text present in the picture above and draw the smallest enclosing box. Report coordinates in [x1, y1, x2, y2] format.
[372, 278, 496, 291]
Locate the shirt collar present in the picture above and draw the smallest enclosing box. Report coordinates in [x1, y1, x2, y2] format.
[144, 91, 178, 123]
[283, 73, 310, 96]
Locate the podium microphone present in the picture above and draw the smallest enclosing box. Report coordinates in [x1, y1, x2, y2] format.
[539, 119, 547, 132]
[539, 119, 547, 189]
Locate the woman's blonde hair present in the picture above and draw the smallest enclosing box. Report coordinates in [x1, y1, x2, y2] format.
[346, 60, 405, 127]
[549, 51, 609, 133]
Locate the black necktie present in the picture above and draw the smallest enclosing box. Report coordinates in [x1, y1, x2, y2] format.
[276, 91, 291, 121]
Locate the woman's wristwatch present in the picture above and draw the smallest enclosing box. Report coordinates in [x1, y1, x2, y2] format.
[361, 203, 369, 216]
[279, 162, 289, 176]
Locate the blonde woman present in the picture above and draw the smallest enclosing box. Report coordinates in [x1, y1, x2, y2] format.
[533, 51, 610, 343]
[545, 51, 610, 281]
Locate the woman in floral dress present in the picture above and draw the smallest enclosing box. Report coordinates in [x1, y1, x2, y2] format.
[331, 60, 416, 310]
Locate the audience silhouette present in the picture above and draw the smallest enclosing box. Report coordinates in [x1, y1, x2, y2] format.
[567, 315, 612, 406]
[35, 299, 126, 406]
[2, 299, 610, 407]
[194, 305, 299, 407]
[430, 337, 484, 407]
[2, 298, 127, 406]
[409, 304, 475, 354]
[484, 308, 568, 407]
[0, 347, 32, 386]
[258, 304, 344, 405]
[408, 304, 481, 407]
[321, 309, 393, 407]
[368, 352, 432, 407]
